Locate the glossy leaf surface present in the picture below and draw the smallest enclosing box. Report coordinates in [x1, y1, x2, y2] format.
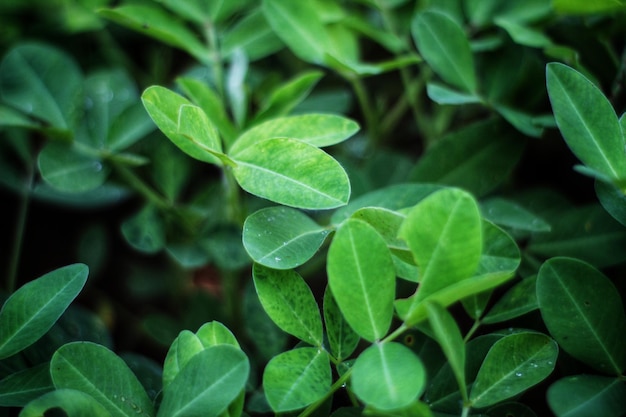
[327, 219, 395, 341]
[0, 264, 88, 359]
[537, 257, 626, 374]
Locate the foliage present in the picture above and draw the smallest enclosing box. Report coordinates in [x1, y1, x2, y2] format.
[1, 0, 626, 416]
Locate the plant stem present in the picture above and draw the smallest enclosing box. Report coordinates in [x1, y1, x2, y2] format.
[349, 76, 380, 153]
[298, 368, 354, 417]
[6, 164, 34, 293]
[113, 163, 170, 210]
[464, 319, 482, 343]
[204, 20, 225, 99]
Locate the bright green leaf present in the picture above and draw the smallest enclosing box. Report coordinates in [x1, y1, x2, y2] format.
[158, 345, 249, 417]
[162, 330, 204, 389]
[470, 332, 558, 408]
[537, 257, 626, 374]
[546, 63, 626, 182]
[231, 137, 350, 209]
[552, 0, 626, 14]
[0, 363, 53, 407]
[38, 142, 108, 193]
[547, 375, 626, 417]
[412, 11, 476, 93]
[323, 286, 359, 361]
[20, 389, 111, 417]
[51, 342, 155, 417]
[196, 321, 240, 348]
[327, 219, 395, 342]
[351, 342, 426, 410]
[243, 207, 330, 269]
[263, 347, 331, 412]
[0, 264, 88, 359]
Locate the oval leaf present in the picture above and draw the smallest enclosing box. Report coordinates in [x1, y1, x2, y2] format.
[51, 342, 154, 417]
[327, 219, 396, 342]
[158, 345, 249, 417]
[470, 332, 558, 408]
[351, 342, 426, 410]
[253, 264, 323, 346]
[323, 286, 359, 361]
[546, 63, 626, 182]
[547, 375, 626, 417]
[243, 207, 330, 269]
[20, 389, 111, 417]
[0, 264, 88, 359]
[231, 137, 350, 209]
[537, 257, 626, 374]
[263, 347, 331, 412]
[0, 363, 53, 407]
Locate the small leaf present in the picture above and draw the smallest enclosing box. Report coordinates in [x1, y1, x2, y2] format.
[595, 180, 626, 227]
[546, 63, 626, 182]
[158, 345, 249, 417]
[426, 83, 481, 105]
[351, 342, 426, 410]
[38, 142, 108, 193]
[162, 330, 204, 389]
[20, 389, 111, 417]
[141, 86, 225, 165]
[470, 332, 558, 408]
[221, 8, 283, 61]
[537, 257, 626, 374]
[0, 363, 53, 407]
[547, 375, 626, 417]
[51, 342, 155, 417]
[231, 113, 359, 155]
[243, 207, 330, 269]
[0, 264, 88, 359]
[121, 204, 166, 254]
[253, 264, 323, 346]
[196, 321, 240, 348]
[482, 276, 538, 324]
[412, 11, 476, 92]
[231, 137, 350, 209]
[327, 219, 395, 342]
[323, 286, 359, 361]
[481, 198, 551, 233]
[0, 42, 83, 130]
[263, 347, 331, 412]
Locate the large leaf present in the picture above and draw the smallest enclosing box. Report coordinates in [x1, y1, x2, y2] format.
[262, 0, 331, 65]
[253, 264, 323, 346]
[158, 345, 249, 417]
[263, 347, 331, 412]
[0, 264, 88, 359]
[546, 63, 626, 182]
[243, 207, 330, 269]
[323, 287, 359, 361]
[327, 219, 396, 342]
[142, 86, 224, 166]
[547, 375, 626, 417]
[51, 342, 154, 417]
[537, 257, 626, 374]
[0, 42, 83, 130]
[412, 11, 476, 93]
[231, 113, 359, 155]
[20, 389, 111, 417]
[469, 332, 558, 408]
[351, 342, 426, 410]
[231, 137, 350, 209]
[0, 363, 53, 407]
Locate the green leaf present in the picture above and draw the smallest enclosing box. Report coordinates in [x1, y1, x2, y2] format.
[426, 83, 481, 105]
[351, 342, 426, 410]
[121, 204, 166, 254]
[537, 257, 626, 374]
[482, 276, 538, 324]
[486, 402, 537, 417]
[243, 282, 288, 362]
[157, 0, 223, 24]
[410, 120, 525, 197]
[399, 188, 482, 303]
[495, 18, 552, 48]
[251, 70, 324, 125]
[323, 286, 359, 361]
[553, 0, 626, 14]
[263, 347, 331, 412]
[546, 63, 626, 182]
[243, 207, 330, 269]
[547, 375, 626, 417]
[231, 113, 359, 155]
[262, 0, 331, 65]
[481, 198, 551, 233]
[0, 264, 88, 359]
[196, 321, 240, 348]
[465, 0, 551, 27]
[20, 389, 111, 417]
[38, 142, 108, 193]
[51, 342, 155, 417]
[142, 86, 225, 166]
[158, 345, 249, 417]
[350, 207, 410, 261]
[0, 42, 83, 130]
[327, 219, 395, 342]
[163, 330, 204, 389]
[253, 264, 323, 346]
[221, 8, 283, 61]
[412, 11, 476, 93]
[494, 105, 546, 138]
[469, 332, 558, 408]
[107, 102, 155, 151]
[595, 179, 626, 227]
[425, 302, 466, 398]
[0, 363, 53, 407]
[231, 137, 350, 209]
[98, 5, 208, 64]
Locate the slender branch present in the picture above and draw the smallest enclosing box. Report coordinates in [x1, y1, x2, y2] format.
[297, 368, 354, 417]
[464, 319, 482, 343]
[112, 163, 170, 210]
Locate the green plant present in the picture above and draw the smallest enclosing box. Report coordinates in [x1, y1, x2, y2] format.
[1, 0, 626, 416]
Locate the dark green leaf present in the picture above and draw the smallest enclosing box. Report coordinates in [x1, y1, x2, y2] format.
[595, 180, 626, 226]
[121, 204, 165, 254]
[0, 264, 88, 359]
[38, 142, 108, 193]
[486, 402, 537, 417]
[537, 257, 626, 374]
[482, 276, 538, 324]
[323, 286, 359, 361]
[20, 389, 111, 417]
[0, 363, 53, 406]
[243, 282, 288, 362]
[426, 83, 481, 105]
[481, 198, 551, 233]
[253, 264, 324, 346]
[221, 8, 283, 61]
[547, 375, 626, 417]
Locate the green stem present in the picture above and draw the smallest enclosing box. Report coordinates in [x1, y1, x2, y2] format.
[204, 20, 225, 99]
[297, 368, 354, 417]
[461, 405, 471, 417]
[6, 164, 34, 293]
[223, 167, 244, 225]
[349, 76, 379, 153]
[464, 319, 482, 343]
[113, 163, 170, 210]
